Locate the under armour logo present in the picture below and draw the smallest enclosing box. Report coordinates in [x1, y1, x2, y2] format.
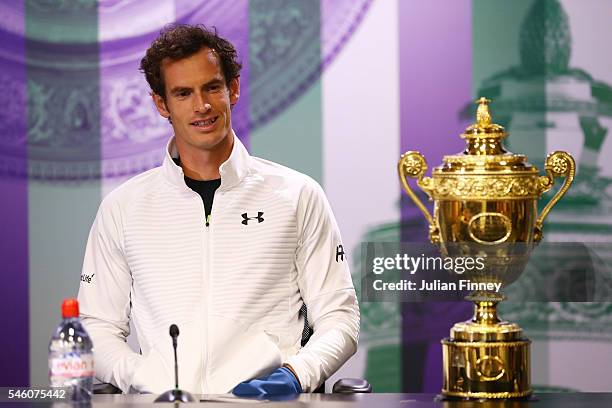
[336, 245, 345, 262]
[242, 212, 264, 225]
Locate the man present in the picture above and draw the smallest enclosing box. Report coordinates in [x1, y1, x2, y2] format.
[77, 24, 359, 396]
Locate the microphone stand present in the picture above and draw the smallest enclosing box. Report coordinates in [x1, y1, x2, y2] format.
[155, 325, 196, 403]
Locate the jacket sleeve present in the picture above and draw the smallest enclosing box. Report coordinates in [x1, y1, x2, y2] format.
[284, 179, 360, 392]
[77, 196, 144, 392]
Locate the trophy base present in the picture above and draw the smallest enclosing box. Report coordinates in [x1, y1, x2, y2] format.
[441, 301, 532, 400]
[436, 392, 536, 402]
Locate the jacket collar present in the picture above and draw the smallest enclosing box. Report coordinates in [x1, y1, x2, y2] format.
[161, 131, 251, 191]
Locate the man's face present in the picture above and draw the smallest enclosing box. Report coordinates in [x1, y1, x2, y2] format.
[152, 47, 239, 154]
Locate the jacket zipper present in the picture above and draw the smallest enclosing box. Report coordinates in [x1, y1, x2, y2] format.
[202, 189, 220, 393]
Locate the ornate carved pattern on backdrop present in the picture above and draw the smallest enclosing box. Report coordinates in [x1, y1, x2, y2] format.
[0, 0, 372, 180]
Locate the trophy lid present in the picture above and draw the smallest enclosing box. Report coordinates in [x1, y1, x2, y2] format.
[462, 97, 507, 148]
[436, 98, 537, 174]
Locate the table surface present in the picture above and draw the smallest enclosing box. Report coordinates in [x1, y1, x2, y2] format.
[78, 393, 612, 407]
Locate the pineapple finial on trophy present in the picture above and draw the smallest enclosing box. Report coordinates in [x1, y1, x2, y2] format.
[475, 97, 492, 127]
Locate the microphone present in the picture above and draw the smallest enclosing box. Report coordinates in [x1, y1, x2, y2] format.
[169, 324, 179, 389]
[154, 324, 196, 403]
[170, 324, 179, 338]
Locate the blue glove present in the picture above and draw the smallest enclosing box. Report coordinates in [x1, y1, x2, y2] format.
[232, 367, 302, 397]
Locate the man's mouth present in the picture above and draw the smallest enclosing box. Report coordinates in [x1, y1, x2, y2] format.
[191, 116, 219, 129]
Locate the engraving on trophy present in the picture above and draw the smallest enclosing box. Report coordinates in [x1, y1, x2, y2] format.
[476, 355, 506, 381]
[435, 176, 541, 200]
[468, 213, 512, 245]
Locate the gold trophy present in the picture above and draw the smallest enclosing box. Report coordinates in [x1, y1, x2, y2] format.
[398, 98, 575, 399]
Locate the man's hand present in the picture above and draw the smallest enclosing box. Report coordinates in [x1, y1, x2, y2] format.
[232, 367, 302, 397]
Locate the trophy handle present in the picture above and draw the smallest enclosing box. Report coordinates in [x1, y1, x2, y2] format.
[398, 151, 440, 243]
[534, 151, 576, 242]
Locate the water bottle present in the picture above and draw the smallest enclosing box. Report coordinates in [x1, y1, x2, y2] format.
[48, 298, 94, 402]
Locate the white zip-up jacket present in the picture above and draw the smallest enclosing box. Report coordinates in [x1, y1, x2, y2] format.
[77, 135, 359, 394]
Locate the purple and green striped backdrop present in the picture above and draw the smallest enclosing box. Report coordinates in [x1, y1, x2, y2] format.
[0, 0, 28, 387]
[2, 0, 612, 393]
[399, 0, 472, 393]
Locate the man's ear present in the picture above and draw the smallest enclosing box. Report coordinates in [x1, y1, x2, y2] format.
[229, 76, 240, 105]
[152, 92, 171, 119]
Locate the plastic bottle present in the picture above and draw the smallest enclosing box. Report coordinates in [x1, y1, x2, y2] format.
[48, 298, 94, 402]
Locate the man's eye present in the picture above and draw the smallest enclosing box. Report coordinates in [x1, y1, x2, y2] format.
[208, 85, 221, 92]
[176, 91, 190, 97]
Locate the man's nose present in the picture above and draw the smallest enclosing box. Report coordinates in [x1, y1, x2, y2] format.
[194, 93, 212, 113]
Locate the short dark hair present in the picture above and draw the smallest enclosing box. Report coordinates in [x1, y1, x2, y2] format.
[140, 24, 242, 98]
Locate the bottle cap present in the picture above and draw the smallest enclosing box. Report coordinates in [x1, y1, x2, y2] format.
[61, 298, 80, 318]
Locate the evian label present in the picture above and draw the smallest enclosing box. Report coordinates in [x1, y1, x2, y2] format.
[49, 355, 94, 381]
